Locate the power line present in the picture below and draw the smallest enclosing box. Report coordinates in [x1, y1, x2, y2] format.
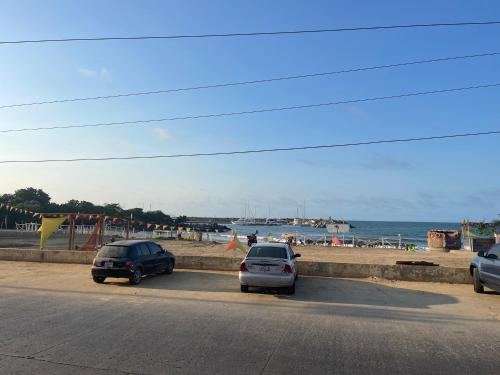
[2, 51, 500, 110]
[2, 21, 500, 45]
[2, 82, 500, 134]
[1, 130, 498, 164]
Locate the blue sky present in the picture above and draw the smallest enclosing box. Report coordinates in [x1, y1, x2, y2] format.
[1, 0, 500, 221]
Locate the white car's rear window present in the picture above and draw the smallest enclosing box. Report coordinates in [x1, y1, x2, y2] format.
[247, 246, 287, 259]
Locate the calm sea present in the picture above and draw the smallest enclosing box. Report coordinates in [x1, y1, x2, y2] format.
[218, 221, 461, 248]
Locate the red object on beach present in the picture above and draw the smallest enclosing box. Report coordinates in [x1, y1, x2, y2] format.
[332, 236, 342, 246]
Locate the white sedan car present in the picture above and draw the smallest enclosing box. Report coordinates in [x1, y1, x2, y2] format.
[239, 243, 300, 294]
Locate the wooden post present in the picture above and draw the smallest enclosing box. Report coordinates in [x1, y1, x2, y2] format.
[98, 215, 104, 246]
[67, 215, 71, 250]
[68, 214, 76, 250]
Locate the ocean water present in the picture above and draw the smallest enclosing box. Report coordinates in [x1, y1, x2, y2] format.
[216, 221, 461, 248]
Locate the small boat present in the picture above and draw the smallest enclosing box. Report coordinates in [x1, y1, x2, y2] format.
[292, 218, 309, 227]
[262, 219, 280, 226]
[231, 218, 259, 225]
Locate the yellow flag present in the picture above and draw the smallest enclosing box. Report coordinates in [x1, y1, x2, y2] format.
[39, 217, 66, 249]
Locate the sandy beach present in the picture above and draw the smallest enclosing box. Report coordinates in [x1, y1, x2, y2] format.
[0, 230, 474, 268]
[159, 240, 474, 268]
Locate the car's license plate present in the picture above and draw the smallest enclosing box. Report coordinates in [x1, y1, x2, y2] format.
[259, 266, 270, 272]
[104, 261, 113, 268]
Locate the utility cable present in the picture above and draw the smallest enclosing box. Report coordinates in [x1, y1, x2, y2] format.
[1, 21, 500, 45]
[2, 51, 499, 110]
[0, 130, 498, 164]
[1, 82, 500, 134]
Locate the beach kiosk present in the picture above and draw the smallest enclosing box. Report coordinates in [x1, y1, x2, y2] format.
[461, 220, 499, 252]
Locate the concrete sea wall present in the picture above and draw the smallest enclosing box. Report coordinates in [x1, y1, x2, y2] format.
[0, 248, 472, 284]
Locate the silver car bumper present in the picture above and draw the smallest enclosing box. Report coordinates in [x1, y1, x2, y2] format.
[239, 272, 295, 287]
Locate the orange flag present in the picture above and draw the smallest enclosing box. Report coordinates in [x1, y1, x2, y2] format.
[225, 232, 247, 253]
[332, 236, 342, 246]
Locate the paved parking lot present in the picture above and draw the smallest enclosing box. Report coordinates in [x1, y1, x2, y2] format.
[0, 261, 499, 374]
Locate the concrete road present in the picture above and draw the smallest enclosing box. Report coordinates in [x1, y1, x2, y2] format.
[0, 261, 499, 375]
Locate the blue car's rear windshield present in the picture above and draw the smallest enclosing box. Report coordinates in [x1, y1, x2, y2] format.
[247, 246, 287, 259]
[98, 245, 129, 258]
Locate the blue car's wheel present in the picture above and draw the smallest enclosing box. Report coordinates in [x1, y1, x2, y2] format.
[129, 268, 142, 285]
[164, 260, 174, 274]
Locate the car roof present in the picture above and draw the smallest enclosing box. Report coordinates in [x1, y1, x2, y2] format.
[251, 242, 288, 248]
[106, 240, 152, 247]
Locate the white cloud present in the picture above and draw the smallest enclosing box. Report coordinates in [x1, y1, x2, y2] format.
[151, 127, 172, 141]
[78, 67, 112, 81]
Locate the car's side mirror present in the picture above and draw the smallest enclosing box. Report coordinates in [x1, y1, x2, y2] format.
[294, 253, 301, 258]
[477, 250, 485, 257]
[487, 253, 498, 260]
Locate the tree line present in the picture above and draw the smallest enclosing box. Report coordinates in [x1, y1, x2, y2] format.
[0, 187, 187, 229]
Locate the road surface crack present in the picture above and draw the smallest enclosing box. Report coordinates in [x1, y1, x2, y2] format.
[258, 325, 289, 375]
[0, 352, 150, 374]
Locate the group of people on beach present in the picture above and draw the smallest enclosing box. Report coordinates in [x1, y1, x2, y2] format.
[287, 235, 304, 246]
[245, 231, 304, 247]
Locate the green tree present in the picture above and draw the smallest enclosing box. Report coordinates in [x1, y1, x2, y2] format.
[0, 187, 188, 229]
[102, 203, 124, 216]
[126, 208, 145, 222]
[174, 215, 188, 226]
[143, 210, 173, 225]
[13, 188, 51, 210]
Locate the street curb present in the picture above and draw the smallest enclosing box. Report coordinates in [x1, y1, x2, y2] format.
[175, 255, 472, 284]
[0, 248, 472, 284]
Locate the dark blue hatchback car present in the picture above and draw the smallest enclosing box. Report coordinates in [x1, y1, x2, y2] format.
[470, 243, 500, 293]
[91, 240, 175, 285]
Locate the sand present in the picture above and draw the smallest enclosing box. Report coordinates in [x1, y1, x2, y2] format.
[0, 230, 474, 268]
[158, 240, 475, 268]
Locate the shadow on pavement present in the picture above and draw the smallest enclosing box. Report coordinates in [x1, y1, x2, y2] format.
[278, 276, 459, 309]
[483, 290, 500, 295]
[106, 270, 238, 293]
[105, 270, 458, 309]
[3, 267, 485, 325]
